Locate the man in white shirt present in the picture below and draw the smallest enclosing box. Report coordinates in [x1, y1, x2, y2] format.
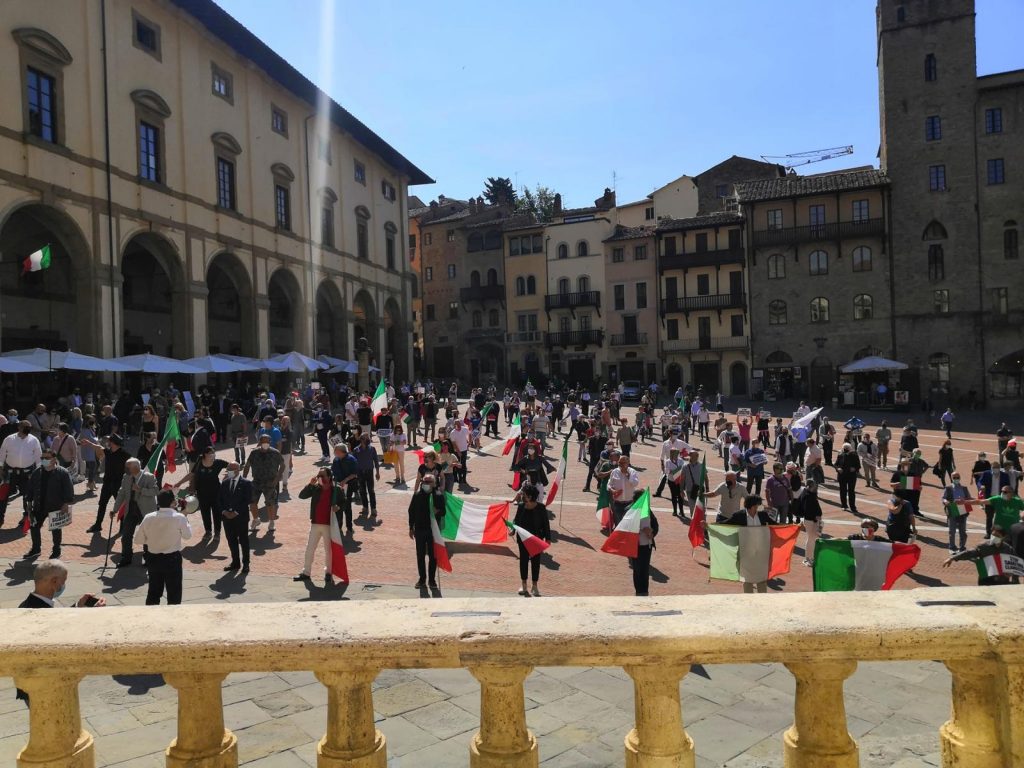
[804, 437, 825, 486]
[448, 420, 470, 484]
[135, 489, 192, 605]
[654, 433, 691, 497]
[0, 420, 43, 527]
[608, 455, 640, 526]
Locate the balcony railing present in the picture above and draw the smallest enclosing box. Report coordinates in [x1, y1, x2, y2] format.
[609, 332, 649, 347]
[659, 247, 745, 271]
[3, 588, 1023, 767]
[751, 218, 885, 248]
[545, 329, 604, 347]
[663, 335, 749, 352]
[460, 284, 505, 303]
[505, 331, 542, 343]
[661, 293, 747, 314]
[544, 290, 602, 312]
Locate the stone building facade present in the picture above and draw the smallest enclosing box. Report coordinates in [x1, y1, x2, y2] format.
[602, 227, 659, 387]
[1, 0, 428, 383]
[503, 219, 547, 385]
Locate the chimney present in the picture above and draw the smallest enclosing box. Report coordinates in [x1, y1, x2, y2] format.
[595, 187, 615, 210]
[553, 193, 562, 216]
[429, 200, 437, 209]
[438, 194, 446, 203]
[468, 198, 477, 213]
[477, 196, 484, 209]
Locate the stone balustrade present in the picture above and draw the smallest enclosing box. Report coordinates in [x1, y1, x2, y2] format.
[2, 586, 1023, 767]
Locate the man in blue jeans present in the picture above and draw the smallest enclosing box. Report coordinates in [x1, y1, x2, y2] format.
[352, 434, 380, 518]
[942, 472, 974, 554]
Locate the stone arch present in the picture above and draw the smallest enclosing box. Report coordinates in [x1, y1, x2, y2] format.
[765, 350, 792, 365]
[383, 295, 408, 382]
[666, 362, 683, 390]
[206, 251, 255, 356]
[351, 288, 377, 353]
[121, 230, 187, 357]
[922, 220, 947, 241]
[130, 89, 171, 118]
[315, 279, 347, 359]
[730, 361, 748, 396]
[267, 267, 304, 353]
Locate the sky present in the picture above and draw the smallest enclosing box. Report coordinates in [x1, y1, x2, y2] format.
[217, 0, 1024, 208]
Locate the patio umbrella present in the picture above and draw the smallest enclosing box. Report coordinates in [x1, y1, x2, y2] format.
[0, 356, 51, 374]
[0, 348, 137, 372]
[326, 360, 359, 375]
[265, 352, 328, 373]
[185, 355, 263, 373]
[839, 356, 908, 374]
[109, 353, 207, 375]
[317, 354, 350, 368]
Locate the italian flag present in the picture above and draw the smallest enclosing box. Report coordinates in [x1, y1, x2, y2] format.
[601, 488, 653, 559]
[975, 552, 1024, 580]
[505, 519, 550, 557]
[545, 436, 569, 506]
[595, 480, 613, 530]
[688, 457, 708, 548]
[429, 496, 452, 572]
[411, 442, 443, 465]
[898, 475, 922, 491]
[441, 494, 509, 544]
[708, 523, 800, 583]
[370, 380, 388, 424]
[480, 402, 496, 421]
[328, 502, 350, 583]
[23, 244, 52, 274]
[401, 405, 412, 426]
[146, 413, 181, 474]
[948, 499, 974, 516]
[813, 539, 921, 591]
[502, 413, 522, 456]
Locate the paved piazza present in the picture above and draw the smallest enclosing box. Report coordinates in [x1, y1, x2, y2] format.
[0, 402, 1010, 766]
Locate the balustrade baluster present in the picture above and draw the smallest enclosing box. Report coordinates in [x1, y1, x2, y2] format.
[315, 669, 386, 768]
[783, 661, 858, 768]
[14, 673, 94, 768]
[164, 672, 237, 768]
[469, 664, 538, 768]
[940, 659, 1002, 768]
[623, 664, 694, 768]
[1001, 659, 1024, 767]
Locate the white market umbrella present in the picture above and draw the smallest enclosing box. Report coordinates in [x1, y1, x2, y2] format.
[264, 352, 328, 373]
[110, 353, 206, 375]
[185, 355, 263, 373]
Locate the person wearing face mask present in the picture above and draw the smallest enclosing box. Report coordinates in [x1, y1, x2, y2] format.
[973, 485, 1024, 539]
[607, 455, 640, 527]
[219, 462, 253, 572]
[112, 458, 159, 568]
[24, 448, 73, 559]
[884, 493, 917, 544]
[84, 432, 129, 534]
[942, 525, 1021, 585]
[513, 442, 553, 493]
[243, 435, 285, 532]
[514, 484, 552, 597]
[174, 446, 228, 540]
[136, 431, 166, 486]
[764, 462, 792, 524]
[799, 480, 823, 566]
[135, 489, 193, 605]
[848, 518, 888, 542]
[941, 472, 974, 554]
[408, 472, 444, 590]
[0, 420, 42, 528]
[707, 470, 744, 523]
[295, 468, 343, 585]
[834, 443, 862, 514]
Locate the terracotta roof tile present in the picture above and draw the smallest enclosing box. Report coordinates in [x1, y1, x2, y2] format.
[734, 169, 889, 202]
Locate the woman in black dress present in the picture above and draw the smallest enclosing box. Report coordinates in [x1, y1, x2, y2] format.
[174, 446, 228, 539]
[513, 484, 551, 597]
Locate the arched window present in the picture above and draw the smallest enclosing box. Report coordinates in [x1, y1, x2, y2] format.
[767, 254, 785, 279]
[852, 246, 872, 272]
[766, 350, 793, 365]
[484, 230, 501, 250]
[768, 300, 787, 325]
[928, 244, 945, 281]
[486, 268, 498, 285]
[577, 275, 589, 293]
[925, 53, 937, 82]
[809, 249, 828, 276]
[526, 276, 536, 295]
[557, 277, 570, 295]
[557, 243, 568, 260]
[467, 232, 483, 252]
[470, 270, 481, 288]
[1005, 221, 1019, 260]
[810, 297, 830, 323]
[577, 241, 589, 258]
[853, 294, 873, 320]
[471, 310, 482, 328]
[515, 276, 526, 296]
[922, 220, 947, 240]
[488, 309, 500, 326]
[928, 352, 950, 393]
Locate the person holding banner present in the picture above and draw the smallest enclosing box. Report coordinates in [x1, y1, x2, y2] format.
[24, 448, 73, 559]
[942, 524, 1021, 585]
[941, 472, 974, 554]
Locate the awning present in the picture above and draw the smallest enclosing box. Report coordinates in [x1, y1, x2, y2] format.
[839, 356, 908, 374]
[109, 353, 207, 375]
[264, 352, 328, 373]
[2, 348, 138, 372]
[184, 355, 264, 373]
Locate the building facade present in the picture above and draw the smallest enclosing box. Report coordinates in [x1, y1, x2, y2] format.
[503, 219, 547, 385]
[1, 0, 429, 383]
[603, 227, 659, 387]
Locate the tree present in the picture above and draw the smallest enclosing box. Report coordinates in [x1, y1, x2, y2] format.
[482, 177, 517, 207]
[517, 185, 559, 222]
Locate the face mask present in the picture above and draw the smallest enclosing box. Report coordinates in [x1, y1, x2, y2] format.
[54, 583, 66, 600]
[420, 484, 434, 494]
[227, 470, 239, 479]
[259, 444, 269, 451]
[861, 529, 872, 537]
[953, 479, 961, 486]
[41, 459, 54, 469]
[992, 535, 1004, 545]
[1003, 494, 1012, 502]
[891, 497, 900, 505]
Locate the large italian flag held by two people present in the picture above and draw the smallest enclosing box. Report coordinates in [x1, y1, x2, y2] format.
[441, 494, 509, 544]
[601, 488, 653, 559]
[370, 380, 388, 424]
[145, 412, 181, 474]
[328, 505, 350, 583]
[545, 436, 569, 506]
[708, 523, 800, 583]
[501, 414, 522, 456]
[813, 539, 920, 591]
[688, 457, 708, 549]
[505, 519, 550, 557]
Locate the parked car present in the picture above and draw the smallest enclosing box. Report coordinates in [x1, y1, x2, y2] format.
[621, 380, 642, 401]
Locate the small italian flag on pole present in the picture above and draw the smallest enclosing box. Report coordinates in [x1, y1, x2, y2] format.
[898, 475, 922, 491]
[441, 494, 509, 544]
[146, 413, 181, 474]
[22, 245, 52, 274]
[370, 380, 388, 424]
[505, 519, 550, 557]
[688, 457, 708, 549]
[429, 496, 452, 573]
[601, 488, 653, 559]
[502, 413, 522, 456]
[545, 436, 569, 506]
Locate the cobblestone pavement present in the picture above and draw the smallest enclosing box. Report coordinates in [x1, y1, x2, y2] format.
[0, 561, 949, 767]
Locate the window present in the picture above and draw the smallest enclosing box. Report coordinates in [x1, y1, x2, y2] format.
[730, 315, 744, 337]
[925, 115, 942, 141]
[425, 267, 433, 282]
[448, 302, 459, 319]
[472, 311, 482, 328]
[446, 230, 455, 243]
[468, 233, 484, 252]
[321, 207, 334, 247]
[532, 235, 543, 253]
[526, 276, 536, 295]
[767, 209, 783, 230]
[987, 158, 1005, 185]
[728, 229, 741, 250]
[928, 244, 944, 280]
[768, 300, 787, 325]
[578, 275, 590, 293]
[557, 277, 570, 295]
[644, 206, 654, 221]
[470, 270, 481, 288]
[636, 283, 647, 309]
[559, 316, 571, 332]
[612, 248, 624, 263]
[386, 233, 396, 270]
[809, 249, 828, 276]
[852, 200, 869, 223]
[809, 205, 825, 235]
[934, 289, 949, 314]
[138, 121, 160, 183]
[557, 244, 568, 260]
[1005, 222, 1019, 259]
[274, 185, 290, 230]
[923, 220, 948, 240]
[897, 6, 906, 22]
[985, 108, 1003, 134]
[426, 304, 435, 321]
[853, 294, 873, 320]
[267, 107, 287, 137]
[577, 241, 589, 258]
[928, 353, 950, 394]
[26, 68, 58, 143]
[489, 309, 500, 326]
[666, 318, 679, 340]
[767, 253, 785, 279]
[852, 246, 872, 272]
[696, 275, 710, 295]
[515, 276, 525, 296]
[447, 264, 456, 279]
[133, 11, 161, 59]
[929, 165, 946, 191]
[925, 53, 937, 82]
[810, 297, 830, 323]
[381, 180, 397, 201]
[510, 238, 520, 256]
[579, 315, 591, 331]
[716, 184, 729, 198]
[424, 232, 432, 246]
[211, 63, 233, 102]
[216, 157, 235, 210]
[354, 160, 366, 184]
[664, 237, 677, 256]
[357, 217, 369, 260]
[994, 287, 1009, 315]
[695, 233, 708, 253]
[634, 245, 647, 261]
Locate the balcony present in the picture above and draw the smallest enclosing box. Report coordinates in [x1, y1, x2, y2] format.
[661, 293, 747, 315]
[506, 330, 542, 344]
[751, 218, 885, 248]
[460, 284, 505, 304]
[609, 332, 649, 347]
[663, 335, 749, 352]
[544, 290, 602, 312]
[545, 329, 604, 347]
[659, 247, 744, 272]
[3, 588, 1023, 767]
[463, 327, 505, 341]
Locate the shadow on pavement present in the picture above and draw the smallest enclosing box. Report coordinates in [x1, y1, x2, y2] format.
[99, 566, 148, 593]
[296, 578, 349, 602]
[3, 560, 34, 587]
[448, 542, 516, 560]
[549, 529, 596, 552]
[209, 572, 248, 600]
[112, 674, 166, 694]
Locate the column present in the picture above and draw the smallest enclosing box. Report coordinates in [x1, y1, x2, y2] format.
[1002, 659, 1024, 767]
[163, 672, 237, 768]
[783, 661, 858, 768]
[940, 659, 1002, 768]
[315, 669, 386, 768]
[623, 664, 694, 768]
[255, 296, 271, 359]
[468, 665, 538, 768]
[181, 281, 210, 359]
[14, 673, 94, 768]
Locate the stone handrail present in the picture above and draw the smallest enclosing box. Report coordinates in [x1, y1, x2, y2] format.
[3, 586, 1023, 767]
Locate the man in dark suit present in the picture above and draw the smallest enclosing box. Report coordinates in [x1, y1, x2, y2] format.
[219, 461, 253, 572]
[723, 495, 773, 594]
